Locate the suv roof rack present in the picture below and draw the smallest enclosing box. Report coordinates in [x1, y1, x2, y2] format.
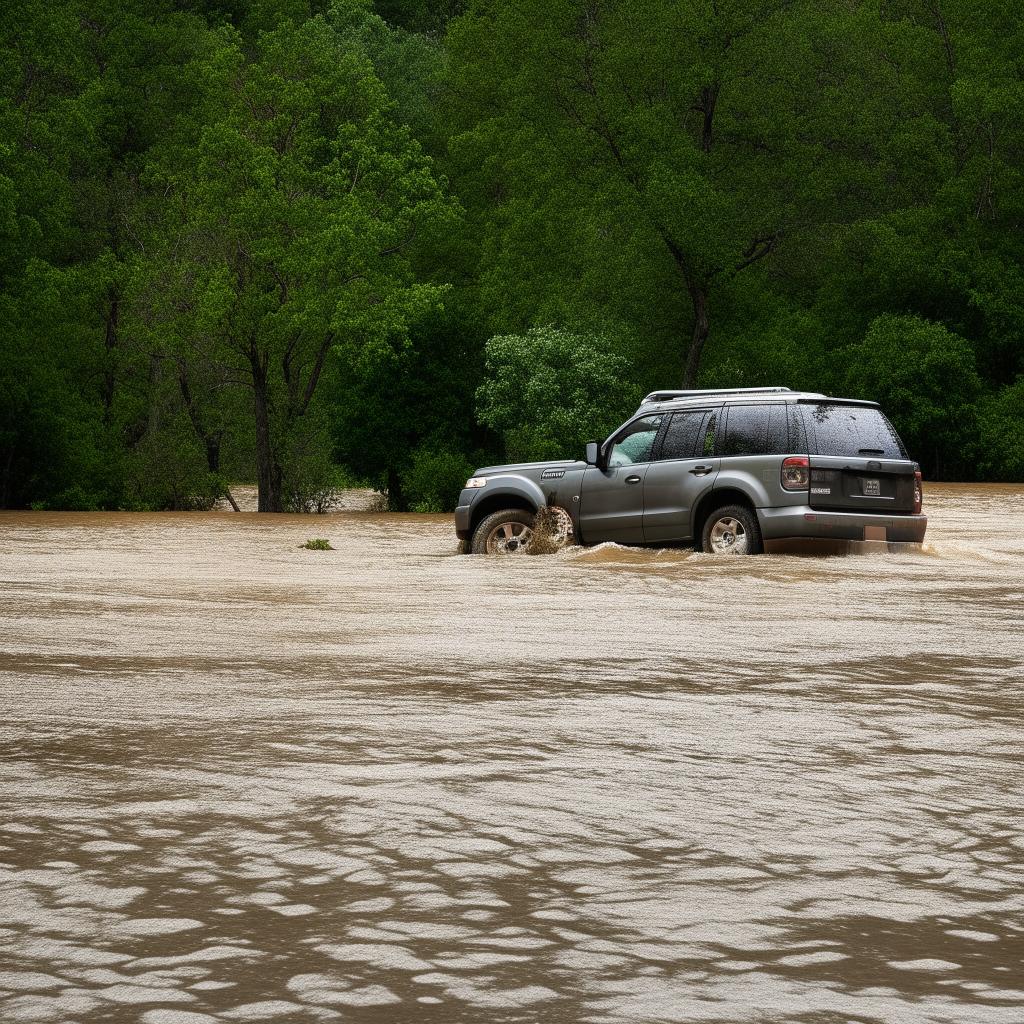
[641, 386, 792, 404]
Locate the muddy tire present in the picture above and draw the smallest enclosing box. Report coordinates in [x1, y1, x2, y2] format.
[700, 503, 764, 556]
[529, 505, 575, 554]
[471, 509, 536, 555]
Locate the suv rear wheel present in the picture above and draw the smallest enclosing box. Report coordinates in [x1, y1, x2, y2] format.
[701, 504, 764, 556]
[472, 509, 536, 555]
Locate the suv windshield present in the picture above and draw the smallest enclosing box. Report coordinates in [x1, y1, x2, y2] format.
[802, 402, 907, 459]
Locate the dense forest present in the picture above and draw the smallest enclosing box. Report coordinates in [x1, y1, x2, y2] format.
[1, 0, 1022, 511]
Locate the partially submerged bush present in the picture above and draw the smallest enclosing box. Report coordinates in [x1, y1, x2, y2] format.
[403, 444, 475, 513]
[282, 417, 355, 513]
[122, 416, 224, 511]
[300, 538, 334, 550]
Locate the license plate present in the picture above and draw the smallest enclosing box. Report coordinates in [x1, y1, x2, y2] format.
[863, 478, 881, 496]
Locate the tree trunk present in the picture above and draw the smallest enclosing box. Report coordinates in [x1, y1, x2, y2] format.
[205, 438, 220, 475]
[102, 288, 119, 426]
[0, 444, 13, 509]
[660, 234, 711, 388]
[682, 285, 709, 387]
[178, 365, 232, 505]
[205, 436, 240, 511]
[386, 465, 407, 512]
[699, 85, 719, 153]
[252, 363, 283, 512]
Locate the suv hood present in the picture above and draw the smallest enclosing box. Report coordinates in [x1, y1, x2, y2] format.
[474, 459, 585, 476]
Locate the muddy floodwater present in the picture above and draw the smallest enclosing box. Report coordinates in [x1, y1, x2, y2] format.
[1, 483, 1023, 1024]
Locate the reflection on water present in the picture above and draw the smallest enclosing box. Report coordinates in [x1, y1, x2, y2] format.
[1, 483, 1023, 1023]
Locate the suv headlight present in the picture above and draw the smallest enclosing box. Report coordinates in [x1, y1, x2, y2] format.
[465, 477, 488, 488]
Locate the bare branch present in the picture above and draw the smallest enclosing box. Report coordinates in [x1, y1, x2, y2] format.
[735, 233, 780, 273]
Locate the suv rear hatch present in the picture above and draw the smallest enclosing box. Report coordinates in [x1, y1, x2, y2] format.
[799, 401, 918, 514]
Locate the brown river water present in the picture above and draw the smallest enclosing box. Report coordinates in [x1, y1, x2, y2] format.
[1, 483, 1023, 1024]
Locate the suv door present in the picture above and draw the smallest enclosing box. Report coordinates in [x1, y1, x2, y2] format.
[578, 414, 663, 544]
[714, 402, 793, 506]
[642, 408, 721, 543]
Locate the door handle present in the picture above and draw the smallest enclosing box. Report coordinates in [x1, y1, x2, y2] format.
[689, 466, 713, 475]
[624, 475, 642, 484]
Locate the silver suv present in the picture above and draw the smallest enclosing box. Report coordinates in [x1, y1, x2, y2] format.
[455, 387, 926, 555]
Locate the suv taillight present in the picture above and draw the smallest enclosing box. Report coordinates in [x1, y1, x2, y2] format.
[914, 467, 922, 514]
[781, 456, 809, 491]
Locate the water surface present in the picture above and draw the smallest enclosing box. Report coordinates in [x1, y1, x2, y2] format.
[1, 483, 1023, 1023]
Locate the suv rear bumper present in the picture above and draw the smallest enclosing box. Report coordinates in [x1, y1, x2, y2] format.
[757, 505, 927, 544]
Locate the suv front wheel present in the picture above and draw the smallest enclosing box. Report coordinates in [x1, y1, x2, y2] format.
[701, 504, 764, 556]
[472, 509, 536, 555]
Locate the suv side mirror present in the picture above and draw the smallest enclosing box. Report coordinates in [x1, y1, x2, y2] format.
[585, 441, 599, 466]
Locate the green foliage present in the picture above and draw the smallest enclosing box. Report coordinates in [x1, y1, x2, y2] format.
[300, 537, 334, 549]
[327, 300, 484, 510]
[282, 416, 352, 513]
[977, 380, 1024, 482]
[844, 315, 983, 478]
[139, 8, 454, 510]
[444, 0, 941, 385]
[476, 327, 633, 462]
[373, 0, 464, 35]
[403, 445, 474, 512]
[2, 0, 1024, 509]
[121, 417, 218, 511]
[698, 288, 832, 395]
[0, 0, 227, 510]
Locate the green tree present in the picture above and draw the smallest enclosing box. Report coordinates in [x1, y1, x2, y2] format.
[844, 314, 982, 478]
[0, 0, 218, 508]
[144, 10, 452, 511]
[328, 299, 484, 510]
[476, 327, 632, 462]
[977, 379, 1024, 481]
[446, 0, 927, 386]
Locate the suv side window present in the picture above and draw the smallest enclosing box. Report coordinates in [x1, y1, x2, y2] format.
[720, 404, 787, 457]
[658, 410, 708, 461]
[606, 415, 663, 467]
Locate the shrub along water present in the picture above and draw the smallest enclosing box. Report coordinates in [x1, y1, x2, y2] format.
[300, 539, 334, 551]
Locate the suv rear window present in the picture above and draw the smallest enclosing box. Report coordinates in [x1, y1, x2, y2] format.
[801, 402, 907, 458]
[720, 404, 788, 457]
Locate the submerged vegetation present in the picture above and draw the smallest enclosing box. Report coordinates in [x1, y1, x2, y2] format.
[2, 0, 1023, 514]
[300, 538, 335, 550]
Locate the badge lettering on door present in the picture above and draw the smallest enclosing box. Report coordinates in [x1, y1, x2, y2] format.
[541, 469, 565, 480]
